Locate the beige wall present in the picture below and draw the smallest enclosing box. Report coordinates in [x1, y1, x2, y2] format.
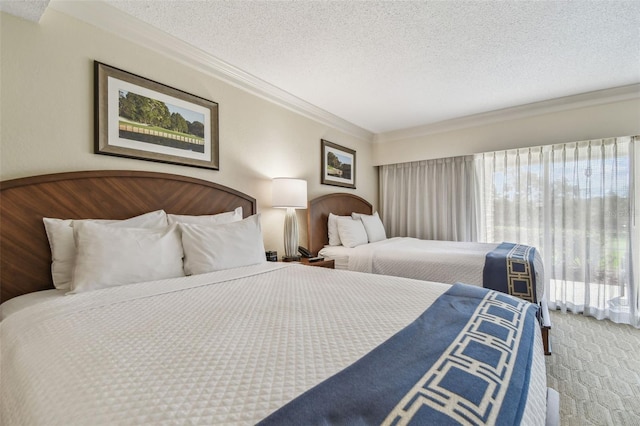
[0, 10, 378, 255]
[3, 8, 637, 254]
[373, 98, 640, 165]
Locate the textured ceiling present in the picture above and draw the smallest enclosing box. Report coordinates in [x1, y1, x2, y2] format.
[0, 0, 49, 22]
[4, 1, 640, 134]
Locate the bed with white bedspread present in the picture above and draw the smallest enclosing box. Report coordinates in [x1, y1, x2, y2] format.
[2, 263, 549, 425]
[308, 193, 552, 355]
[319, 237, 546, 304]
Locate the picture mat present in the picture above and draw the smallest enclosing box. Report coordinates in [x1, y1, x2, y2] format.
[107, 76, 211, 162]
[324, 146, 354, 185]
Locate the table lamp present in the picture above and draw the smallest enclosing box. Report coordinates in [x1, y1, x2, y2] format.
[272, 178, 307, 261]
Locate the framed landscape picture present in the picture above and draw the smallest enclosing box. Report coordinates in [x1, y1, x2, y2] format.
[321, 139, 356, 189]
[94, 61, 219, 170]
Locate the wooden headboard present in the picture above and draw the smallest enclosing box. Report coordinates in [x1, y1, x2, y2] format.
[0, 170, 256, 303]
[307, 193, 372, 256]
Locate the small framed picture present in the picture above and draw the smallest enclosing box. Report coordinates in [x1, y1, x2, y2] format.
[94, 61, 219, 170]
[321, 139, 356, 189]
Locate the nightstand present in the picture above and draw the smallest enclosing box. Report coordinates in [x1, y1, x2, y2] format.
[295, 258, 335, 269]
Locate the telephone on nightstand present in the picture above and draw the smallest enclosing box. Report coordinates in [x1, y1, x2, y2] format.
[298, 246, 312, 258]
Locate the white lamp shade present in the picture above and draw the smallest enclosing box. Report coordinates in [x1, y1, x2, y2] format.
[272, 178, 307, 209]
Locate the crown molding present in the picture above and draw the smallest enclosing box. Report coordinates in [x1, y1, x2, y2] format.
[41, 1, 640, 144]
[48, 0, 373, 142]
[374, 84, 640, 143]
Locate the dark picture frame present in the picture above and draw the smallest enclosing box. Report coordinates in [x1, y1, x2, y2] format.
[94, 61, 219, 170]
[321, 139, 356, 189]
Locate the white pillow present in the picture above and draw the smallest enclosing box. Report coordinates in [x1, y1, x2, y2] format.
[353, 211, 387, 243]
[71, 222, 184, 293]
[180, 214, 266, 275]
[168, 207, 243, 226]
[328, 213, 350, 246]
[43, 210, 168, 290]
[336, 216, 368, 248]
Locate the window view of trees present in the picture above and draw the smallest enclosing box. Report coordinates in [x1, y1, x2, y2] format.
[478, 141, 633, 312]
[489, 169, 631, 286]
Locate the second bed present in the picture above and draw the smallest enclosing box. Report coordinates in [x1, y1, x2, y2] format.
[308, 193, 552, 354]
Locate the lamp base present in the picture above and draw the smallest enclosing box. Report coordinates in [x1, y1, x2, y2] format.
[283, 207, 299, 260]
[282, 255, 301, 262]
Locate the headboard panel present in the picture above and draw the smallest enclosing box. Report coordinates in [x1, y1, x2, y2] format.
[0, 170, 256, 303]
[307, 193, 372, 256]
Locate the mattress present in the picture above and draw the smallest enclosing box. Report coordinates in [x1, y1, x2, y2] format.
[1, 263, 547, 425]
[320, 237, 545, 303]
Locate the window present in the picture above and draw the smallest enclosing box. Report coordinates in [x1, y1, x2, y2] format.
[475, 137, 638, 326]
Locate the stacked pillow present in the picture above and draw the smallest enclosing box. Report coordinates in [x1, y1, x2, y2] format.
[43, 207, 266, 294]
[71, 221, 184, 293]
[167, 207, 242, 226]
[352, 212, 387, 243]
[335, 216, 368, 248]
[327, 213, 345, 246]
[43, 210, 168, 291]
[179, 215, 265, 276]
[328, 211, 387, 248]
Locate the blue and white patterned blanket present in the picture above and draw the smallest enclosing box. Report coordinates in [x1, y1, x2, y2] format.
[259, 283, 539, 426]
[483, 242, 538, 304]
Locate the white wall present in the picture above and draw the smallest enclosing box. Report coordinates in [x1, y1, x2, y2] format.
[0, 10, 378, 255]
[373, 98, 640, 165]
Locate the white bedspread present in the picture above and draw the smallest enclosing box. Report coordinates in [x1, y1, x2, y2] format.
[321, 237, 545, 303]
[1, 263, 547, 425]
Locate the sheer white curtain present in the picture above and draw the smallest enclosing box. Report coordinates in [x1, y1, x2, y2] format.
[475, 137, 638, 327]
[379, 156, 476, 241]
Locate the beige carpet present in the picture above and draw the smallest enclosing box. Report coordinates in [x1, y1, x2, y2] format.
[545, 310, 640, 425]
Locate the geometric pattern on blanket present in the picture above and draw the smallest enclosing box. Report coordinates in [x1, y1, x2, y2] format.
[506, 244, 536, 303]
[383, 290, 535, 426]
[484, 242, 538, 304]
